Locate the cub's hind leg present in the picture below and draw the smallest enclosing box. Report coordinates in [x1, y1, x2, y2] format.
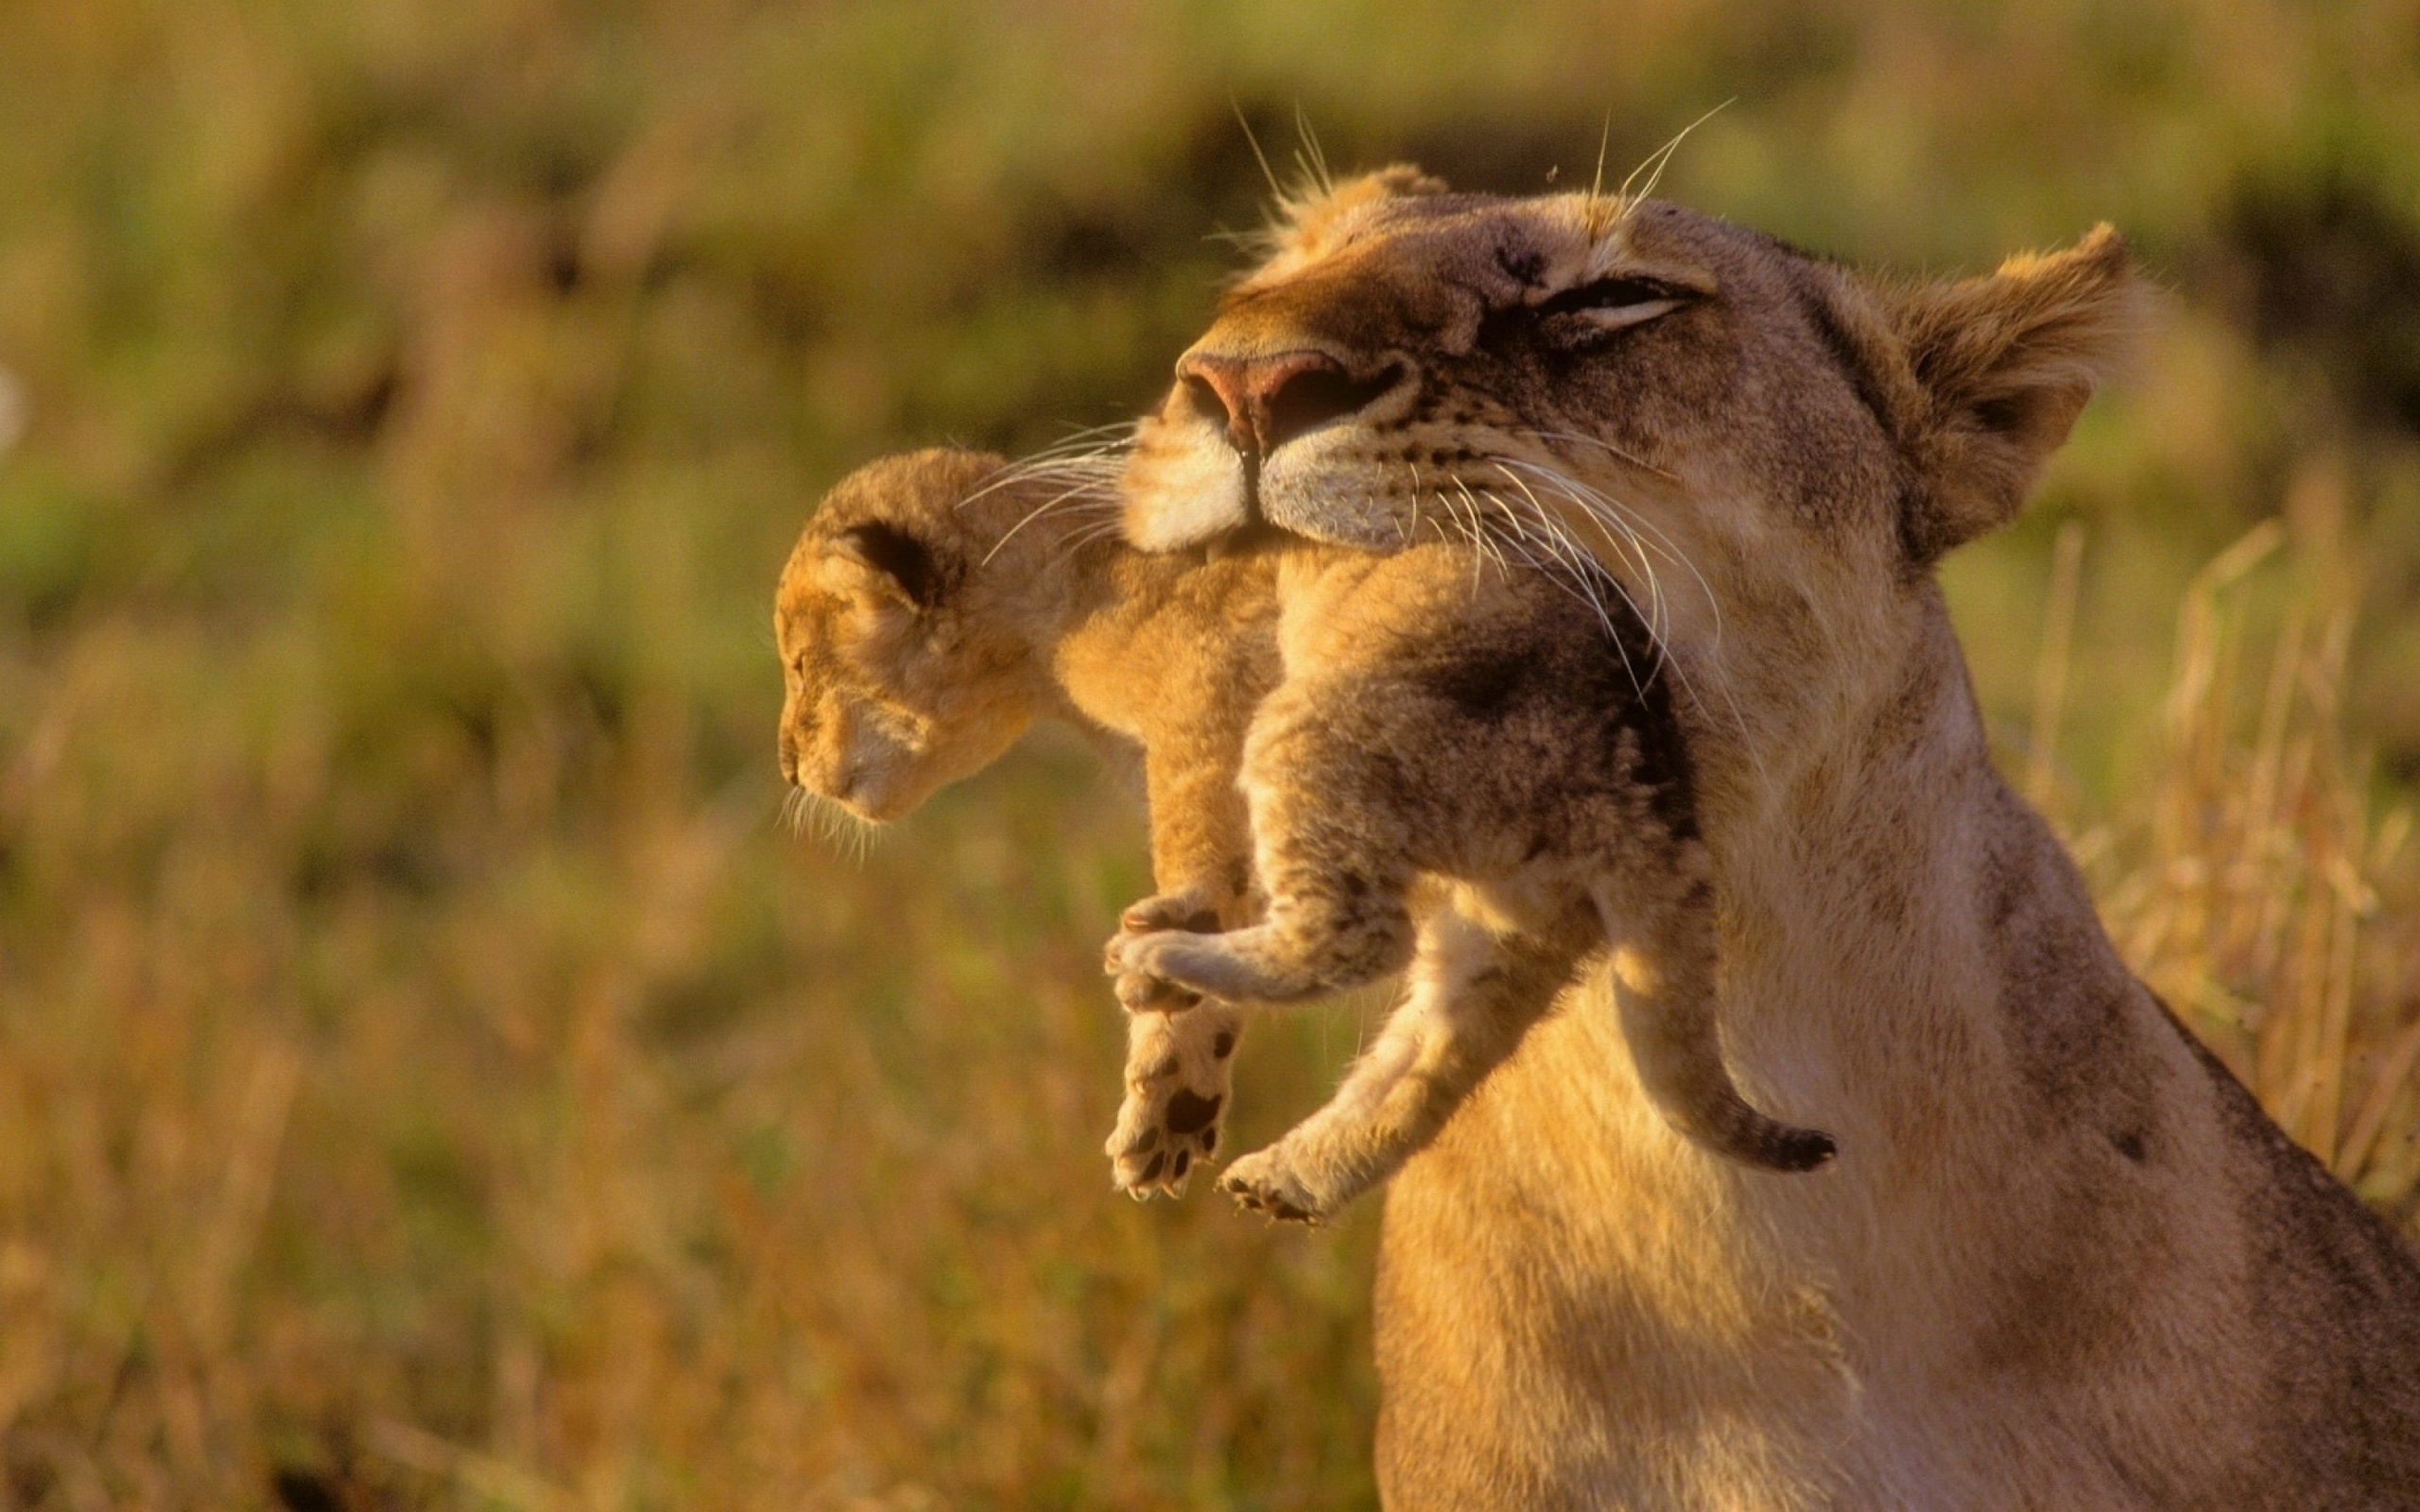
[1595, 852, 1836, 1173]
[1107, 999, 1244, 1197]
[1222, 902, 1580, 1223]
[1103, 888, 1245, 1196]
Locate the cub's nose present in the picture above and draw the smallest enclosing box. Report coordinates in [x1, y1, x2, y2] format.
[1176, 348, 1391, 457]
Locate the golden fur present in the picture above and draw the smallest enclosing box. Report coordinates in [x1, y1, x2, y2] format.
[1120, 169, 2420, 1510]
[775, 446, 1274, 1193]
[778, 448, 1829, 1213]
[1107, 536, 1836, 1222]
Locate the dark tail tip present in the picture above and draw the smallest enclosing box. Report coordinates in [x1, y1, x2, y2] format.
[1762, 1127, 1837, 1174]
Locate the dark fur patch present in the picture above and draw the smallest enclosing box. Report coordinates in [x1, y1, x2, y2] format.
[1426, 650, 1530, 716]
[1794, 274, 1896, 443]
[839, 521, 945, 608]
[1167, 1090, 1223, 1134]
[1495, 244, 1547, 286]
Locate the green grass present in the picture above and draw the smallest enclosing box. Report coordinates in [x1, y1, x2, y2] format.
[2, 1, 2418, 1505]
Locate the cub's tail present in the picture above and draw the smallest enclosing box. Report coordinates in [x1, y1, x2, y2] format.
[1594, 876, 1836, 1174]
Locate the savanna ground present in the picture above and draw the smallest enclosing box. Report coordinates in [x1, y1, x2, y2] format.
[1, 1, 2418, 1507]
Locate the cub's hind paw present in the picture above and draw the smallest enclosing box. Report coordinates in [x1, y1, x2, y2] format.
[1219, 1145, 1332, 1226]
[1106, 1004, 1241, 1199]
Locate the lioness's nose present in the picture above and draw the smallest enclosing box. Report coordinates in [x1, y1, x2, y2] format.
[1176, 348, 1381, 456]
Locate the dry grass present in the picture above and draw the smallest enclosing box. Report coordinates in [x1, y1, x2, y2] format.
[5, 507, 2414, 1512]
[2061, 484, 2420, 1218]
[2, 1, 2418, 1507]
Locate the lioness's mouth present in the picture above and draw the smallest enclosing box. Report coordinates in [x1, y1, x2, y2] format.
[1204, 518, 1288, 559]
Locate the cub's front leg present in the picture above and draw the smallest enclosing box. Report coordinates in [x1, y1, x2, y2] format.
[1101, 710, 1263, 1197]
[1104, 888, 1243, 1197]
[1108, 885, 1417, 1008]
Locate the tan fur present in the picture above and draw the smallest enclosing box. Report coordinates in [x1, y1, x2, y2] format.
[776, 447, 1276, 1194]
[779, 448, 1826, 1209]
[1107, 538, 1835, 1222]
[1121, 171, 2420, 1509]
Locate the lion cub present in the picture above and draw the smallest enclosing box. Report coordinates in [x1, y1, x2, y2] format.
[775, 446, 1275, 1197]
[778, 447, 1831, 1221]
[1104, 535, 1838, 1221]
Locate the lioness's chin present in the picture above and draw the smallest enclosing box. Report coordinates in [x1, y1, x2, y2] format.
[1258, 472, 1411, 552]
[794, 780, 906, 827]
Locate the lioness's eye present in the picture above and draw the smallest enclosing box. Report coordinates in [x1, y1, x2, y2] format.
[1534, 276, 1689, 330]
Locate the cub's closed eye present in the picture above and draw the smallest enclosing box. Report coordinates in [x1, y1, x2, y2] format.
[1534, 276, 1690, 328]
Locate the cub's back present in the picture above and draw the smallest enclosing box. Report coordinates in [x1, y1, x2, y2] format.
[1269, 541, 1699, 863]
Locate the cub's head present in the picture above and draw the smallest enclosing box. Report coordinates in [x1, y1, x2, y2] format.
[1123, 167, 2140, 734]
[776, 447, 1065, 823]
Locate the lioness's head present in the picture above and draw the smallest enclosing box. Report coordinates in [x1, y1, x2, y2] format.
[776, 447, 1063, 823]
[1122, 168, 2138, 765]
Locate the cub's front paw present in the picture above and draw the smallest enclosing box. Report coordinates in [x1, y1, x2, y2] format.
[1219, 1143, 1334, 1226]
[1107, 1005, 1242, 1198]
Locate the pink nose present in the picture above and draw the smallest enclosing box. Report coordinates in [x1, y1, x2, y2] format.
[1175, 348, 1378, 456]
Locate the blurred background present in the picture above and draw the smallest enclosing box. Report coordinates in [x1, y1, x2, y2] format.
[1, 0, 2417, 1506]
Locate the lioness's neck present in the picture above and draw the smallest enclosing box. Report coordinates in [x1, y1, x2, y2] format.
[1374, 587, 2191, 1505]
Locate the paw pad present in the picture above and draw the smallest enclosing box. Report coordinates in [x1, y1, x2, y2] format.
[1106, 1005, 1241, 1200]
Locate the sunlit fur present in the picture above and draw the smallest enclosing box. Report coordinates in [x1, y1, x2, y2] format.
[1123, 171, 2420, 1510]
[780, 446, 1830, 1210]
[776, 445, 1273, 1196]
[1103, 534, 1839, 1223]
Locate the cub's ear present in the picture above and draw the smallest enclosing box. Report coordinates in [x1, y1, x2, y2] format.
[1887, 224, 2143, 563]
[833, 521, 945, 610]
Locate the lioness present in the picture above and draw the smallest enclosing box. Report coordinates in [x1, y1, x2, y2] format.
[1121, 168, 2420, 1509]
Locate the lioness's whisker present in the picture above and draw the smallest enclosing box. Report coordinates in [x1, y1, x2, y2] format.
[1488, 463, 1666, 638]
[1513, 426, 1680, 485]
[1478, 487, 1657, 702]
[1495, 456, 1764, 768]
[1493, 455, 1719, 650]
[982, 475, 1126, 564]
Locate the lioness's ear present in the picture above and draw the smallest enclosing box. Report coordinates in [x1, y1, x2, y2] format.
[1888, 225, 2141, 562]
[834, 521, 945, 610]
